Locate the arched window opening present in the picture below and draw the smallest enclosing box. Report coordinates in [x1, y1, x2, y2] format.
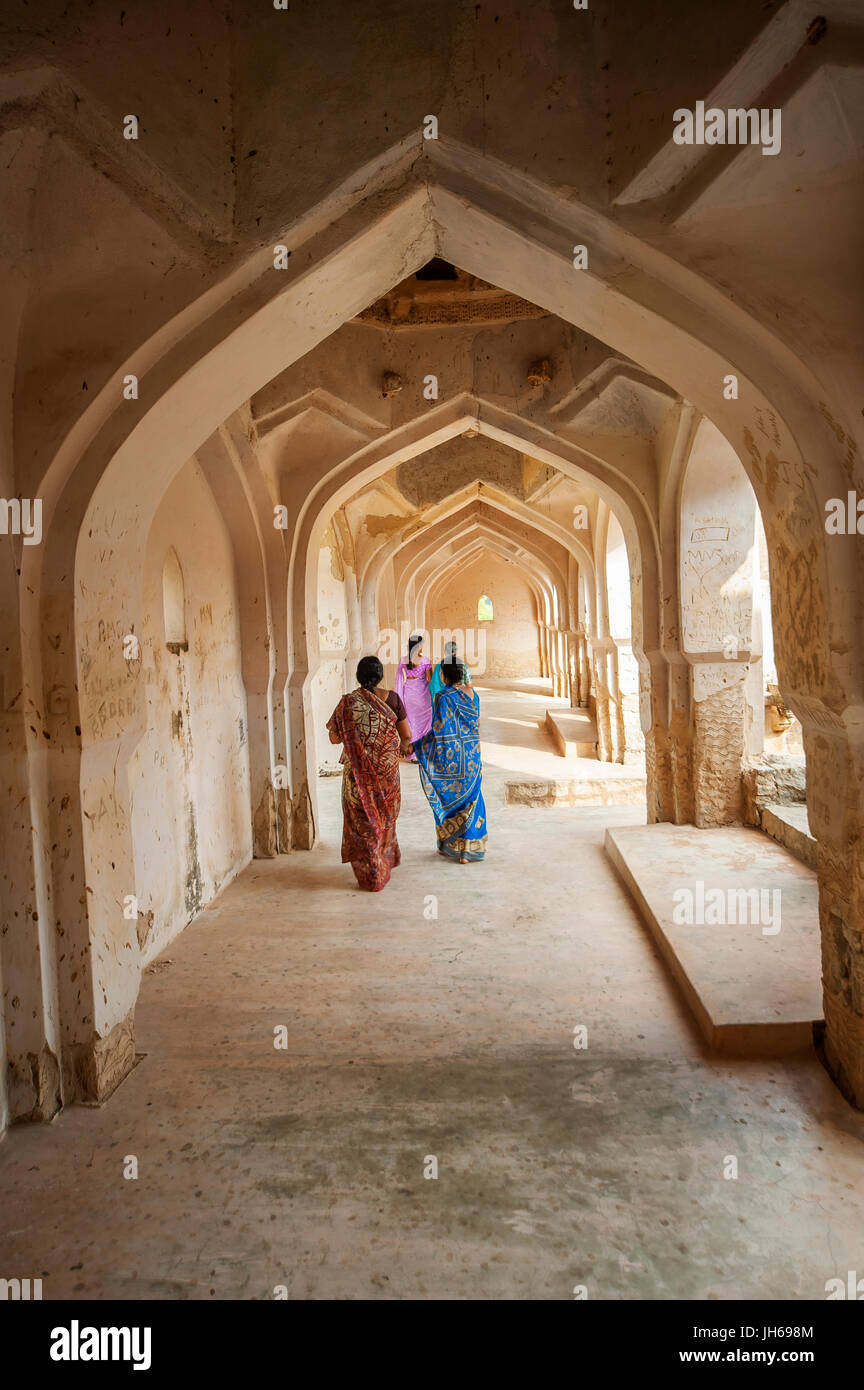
[604, 514, 631, 641]
[477, 594, 494, 622]
[163, 548, 188, 653]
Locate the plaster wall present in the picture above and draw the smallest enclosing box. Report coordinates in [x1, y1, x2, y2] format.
[376, 565, 399, 688]
[427, 552, 539, 679]
[680, 421, 758, 659]
[317, 541, 349, 653]
[311, 661, 347, 777]
[312, 540, 351, 773]
[129, 460, 252, 967]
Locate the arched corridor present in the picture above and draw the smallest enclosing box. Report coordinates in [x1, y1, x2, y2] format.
[1, 0, 863, 1316]
[0, 687, 857, 1300]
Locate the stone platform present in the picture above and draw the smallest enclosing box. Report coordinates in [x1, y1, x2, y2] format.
[604, 823, 822, 1056]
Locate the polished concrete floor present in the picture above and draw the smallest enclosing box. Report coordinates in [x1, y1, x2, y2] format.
[0, 685, 862, 1300]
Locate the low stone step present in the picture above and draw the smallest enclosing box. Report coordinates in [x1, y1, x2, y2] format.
[542, 707, 598, 759]
[506, 775, 646, 807]
[761, 803, 817, 870]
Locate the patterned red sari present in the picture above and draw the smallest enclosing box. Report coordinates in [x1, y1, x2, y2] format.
[326, 688, 402, 891]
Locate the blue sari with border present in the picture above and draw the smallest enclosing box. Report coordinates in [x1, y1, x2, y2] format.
[413, 686, 487, 861]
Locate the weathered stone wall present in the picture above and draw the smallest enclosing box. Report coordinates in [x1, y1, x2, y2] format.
[741, 756, 807, 826]
[691, 678, 747, 827]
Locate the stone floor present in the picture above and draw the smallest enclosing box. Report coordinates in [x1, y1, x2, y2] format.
[478, 680, 646, 805]
[0, 684, 862, 1300]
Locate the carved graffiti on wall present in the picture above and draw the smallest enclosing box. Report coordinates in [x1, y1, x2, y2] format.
[681, 519, 753, 654]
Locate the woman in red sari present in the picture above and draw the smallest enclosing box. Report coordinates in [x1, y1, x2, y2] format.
[327, 656, 413, 891]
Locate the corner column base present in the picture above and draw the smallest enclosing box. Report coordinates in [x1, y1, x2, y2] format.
[6, 1043, 62, 1123]
[65, 1010, 137, 1106]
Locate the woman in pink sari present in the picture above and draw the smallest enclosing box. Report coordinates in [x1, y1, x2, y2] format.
[394, 634, 433, 762]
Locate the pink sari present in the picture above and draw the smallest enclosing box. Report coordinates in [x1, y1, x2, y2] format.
[394, 659, 433, 757]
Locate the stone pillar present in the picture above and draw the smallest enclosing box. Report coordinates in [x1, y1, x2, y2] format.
[644, 653, 695, 825]
[247, 683, 278, 857]
[45, 569, 141, 1110]
[576, 628, 590, 708]
[615, 637, 645, 764]
[343, 566, 363, 692]
[590, 637, 614, 762]
[551, 629, 562, 696]
[606, 646, 621, 761]
[271, 666, 292, 852]
[566, 629, 579, 707]
[288, 667, 317, 850]
[645, 656, 751, 828]
[798, 716, 864, 1108]
[0, 672, 62, 1124]
[690, 662, 751, 826]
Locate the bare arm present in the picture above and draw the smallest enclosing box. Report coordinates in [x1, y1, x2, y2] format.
[396, 716, 413, 754]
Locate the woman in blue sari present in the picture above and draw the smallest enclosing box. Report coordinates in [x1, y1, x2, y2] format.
[413, 661, 487, 863]
[428, 640, 471, 700]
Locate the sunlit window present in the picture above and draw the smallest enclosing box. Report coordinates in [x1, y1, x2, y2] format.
[477, 594, 493, 622]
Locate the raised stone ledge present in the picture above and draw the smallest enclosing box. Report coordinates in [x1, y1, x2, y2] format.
[762, 803, 817, 871]
[507, 774, 646, 807]
[542, 708, 598, 759]
[605, 822, 822, 1057]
